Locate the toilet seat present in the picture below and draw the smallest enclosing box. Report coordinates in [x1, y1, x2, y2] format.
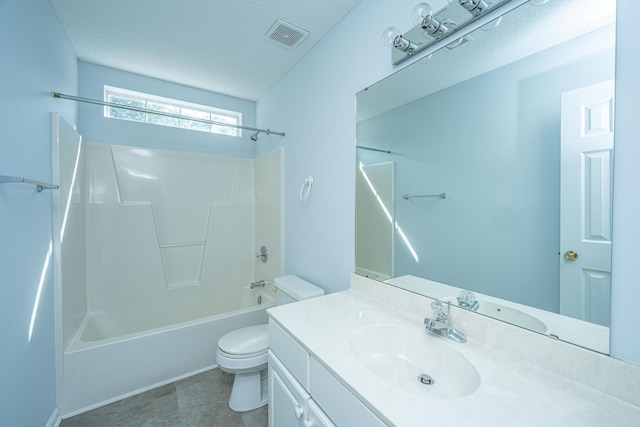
[217, 349, 268, 373]
[218, 324, 269, 357]
[216, 324, 269, 374]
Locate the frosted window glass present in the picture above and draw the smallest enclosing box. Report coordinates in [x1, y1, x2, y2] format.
[104, 86, 242, 137]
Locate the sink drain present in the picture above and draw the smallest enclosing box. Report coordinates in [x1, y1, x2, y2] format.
[418, 374, 434, 385]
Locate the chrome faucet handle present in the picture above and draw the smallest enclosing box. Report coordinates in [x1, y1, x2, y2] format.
[425, 299, 466, 343]
[430, 299, 449, 322]
[457, 290, 479, 311]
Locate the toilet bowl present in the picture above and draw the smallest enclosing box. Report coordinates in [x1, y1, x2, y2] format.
[216, 275, 324, 412]
[217, 324, 269, 411]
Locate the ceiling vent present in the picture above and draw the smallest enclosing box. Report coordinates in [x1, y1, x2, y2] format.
[265, 19, 309, 49]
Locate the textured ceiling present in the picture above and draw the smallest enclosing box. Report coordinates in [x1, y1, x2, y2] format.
[50, 0, 362, 101]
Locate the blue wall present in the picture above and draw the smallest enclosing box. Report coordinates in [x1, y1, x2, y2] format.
[610, 0, 640, 366]
[258, 0, 640, 365]
[357, 26, 615, 313]
[77, 62, 257, 158]
[0, 0, 77, 425]
[255, 0, 443, 293]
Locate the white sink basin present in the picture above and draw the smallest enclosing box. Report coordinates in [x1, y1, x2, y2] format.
[477, 301, 547, 334]
[445, 297, 547, 334]
[349, 325, 480, 399]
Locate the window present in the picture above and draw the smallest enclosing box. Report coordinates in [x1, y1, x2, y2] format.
[104, 86, 242, 137]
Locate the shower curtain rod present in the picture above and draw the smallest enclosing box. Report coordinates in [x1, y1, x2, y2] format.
[52, 92, 286, 138]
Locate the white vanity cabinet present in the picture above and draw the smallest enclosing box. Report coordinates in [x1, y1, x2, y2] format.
[268, 320, 386, 427]
[268, 353, 335, 427]
[269, 353, 318, 427]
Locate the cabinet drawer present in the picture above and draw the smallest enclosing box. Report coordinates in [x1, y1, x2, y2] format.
[309, 357, 387, 427]
[269, 320, 310, 389]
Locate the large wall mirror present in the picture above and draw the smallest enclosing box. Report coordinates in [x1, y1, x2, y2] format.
[355, 0, 616, 354]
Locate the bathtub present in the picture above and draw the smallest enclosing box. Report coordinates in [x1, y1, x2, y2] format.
[60, 288, 274, 417]
[52, 124, 285, 416]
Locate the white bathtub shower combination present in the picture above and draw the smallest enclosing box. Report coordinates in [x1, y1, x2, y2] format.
[52, 114, 283, 415]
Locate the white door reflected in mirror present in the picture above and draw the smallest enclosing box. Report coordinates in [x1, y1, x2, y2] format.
[560, 80, 614, 326]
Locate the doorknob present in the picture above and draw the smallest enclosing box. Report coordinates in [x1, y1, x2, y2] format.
[563, 250, 579, 261]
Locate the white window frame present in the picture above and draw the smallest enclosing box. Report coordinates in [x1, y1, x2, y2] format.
[103, 85, 243, 137]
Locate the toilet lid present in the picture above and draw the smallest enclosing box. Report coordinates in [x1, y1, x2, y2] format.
[218, 324, 269, 357]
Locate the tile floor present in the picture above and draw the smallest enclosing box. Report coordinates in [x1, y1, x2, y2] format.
[60, 368, 268, 427]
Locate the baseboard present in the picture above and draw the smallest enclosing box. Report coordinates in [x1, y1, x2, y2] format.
[46, 407, 62, 427]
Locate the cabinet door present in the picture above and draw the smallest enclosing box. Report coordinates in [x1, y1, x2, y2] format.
[269, 353, 309, 427]
[304, 400, 336, 427]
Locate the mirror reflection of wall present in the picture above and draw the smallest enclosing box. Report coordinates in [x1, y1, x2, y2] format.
[356, 0, 615, 351]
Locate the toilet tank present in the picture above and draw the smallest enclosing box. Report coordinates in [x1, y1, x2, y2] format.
[274, 275, 324, 305]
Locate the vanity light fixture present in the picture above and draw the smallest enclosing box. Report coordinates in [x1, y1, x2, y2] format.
[382, 26, 418, 53]
[411, 2, 449, 38]
[382, 2, 448, 53]
[384, 0, 510, 65]
[459, 0, 490, 17]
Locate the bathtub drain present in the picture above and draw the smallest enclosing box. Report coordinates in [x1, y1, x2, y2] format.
[257, 296, 263, 305]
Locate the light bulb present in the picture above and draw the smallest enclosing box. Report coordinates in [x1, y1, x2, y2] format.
[381, 27, 417, 52]
[381, 26, 401, 47]
[411, 2, 433, 26]
[413, 3, 448, 37]
[459, 0, 489, 16]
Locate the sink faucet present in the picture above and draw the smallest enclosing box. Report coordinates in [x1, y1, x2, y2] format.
[424, 300, 466, 343]
[457, 290, 480, 312]
[250, 280, 268, 289]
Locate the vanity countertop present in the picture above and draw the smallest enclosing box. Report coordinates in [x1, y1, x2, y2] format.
[267, 276, 640, 427]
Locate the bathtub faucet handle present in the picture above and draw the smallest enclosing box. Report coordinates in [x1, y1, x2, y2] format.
[250, 280, 268, 289]
[255, 245, 268, 263]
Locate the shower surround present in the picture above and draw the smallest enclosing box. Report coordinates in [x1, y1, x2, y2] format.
[52, 114, 282, 415]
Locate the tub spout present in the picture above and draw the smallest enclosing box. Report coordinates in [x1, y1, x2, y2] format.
[250, 280, 268, 289]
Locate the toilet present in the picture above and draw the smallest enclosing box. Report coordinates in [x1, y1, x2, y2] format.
[216, 275, 324, 412]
